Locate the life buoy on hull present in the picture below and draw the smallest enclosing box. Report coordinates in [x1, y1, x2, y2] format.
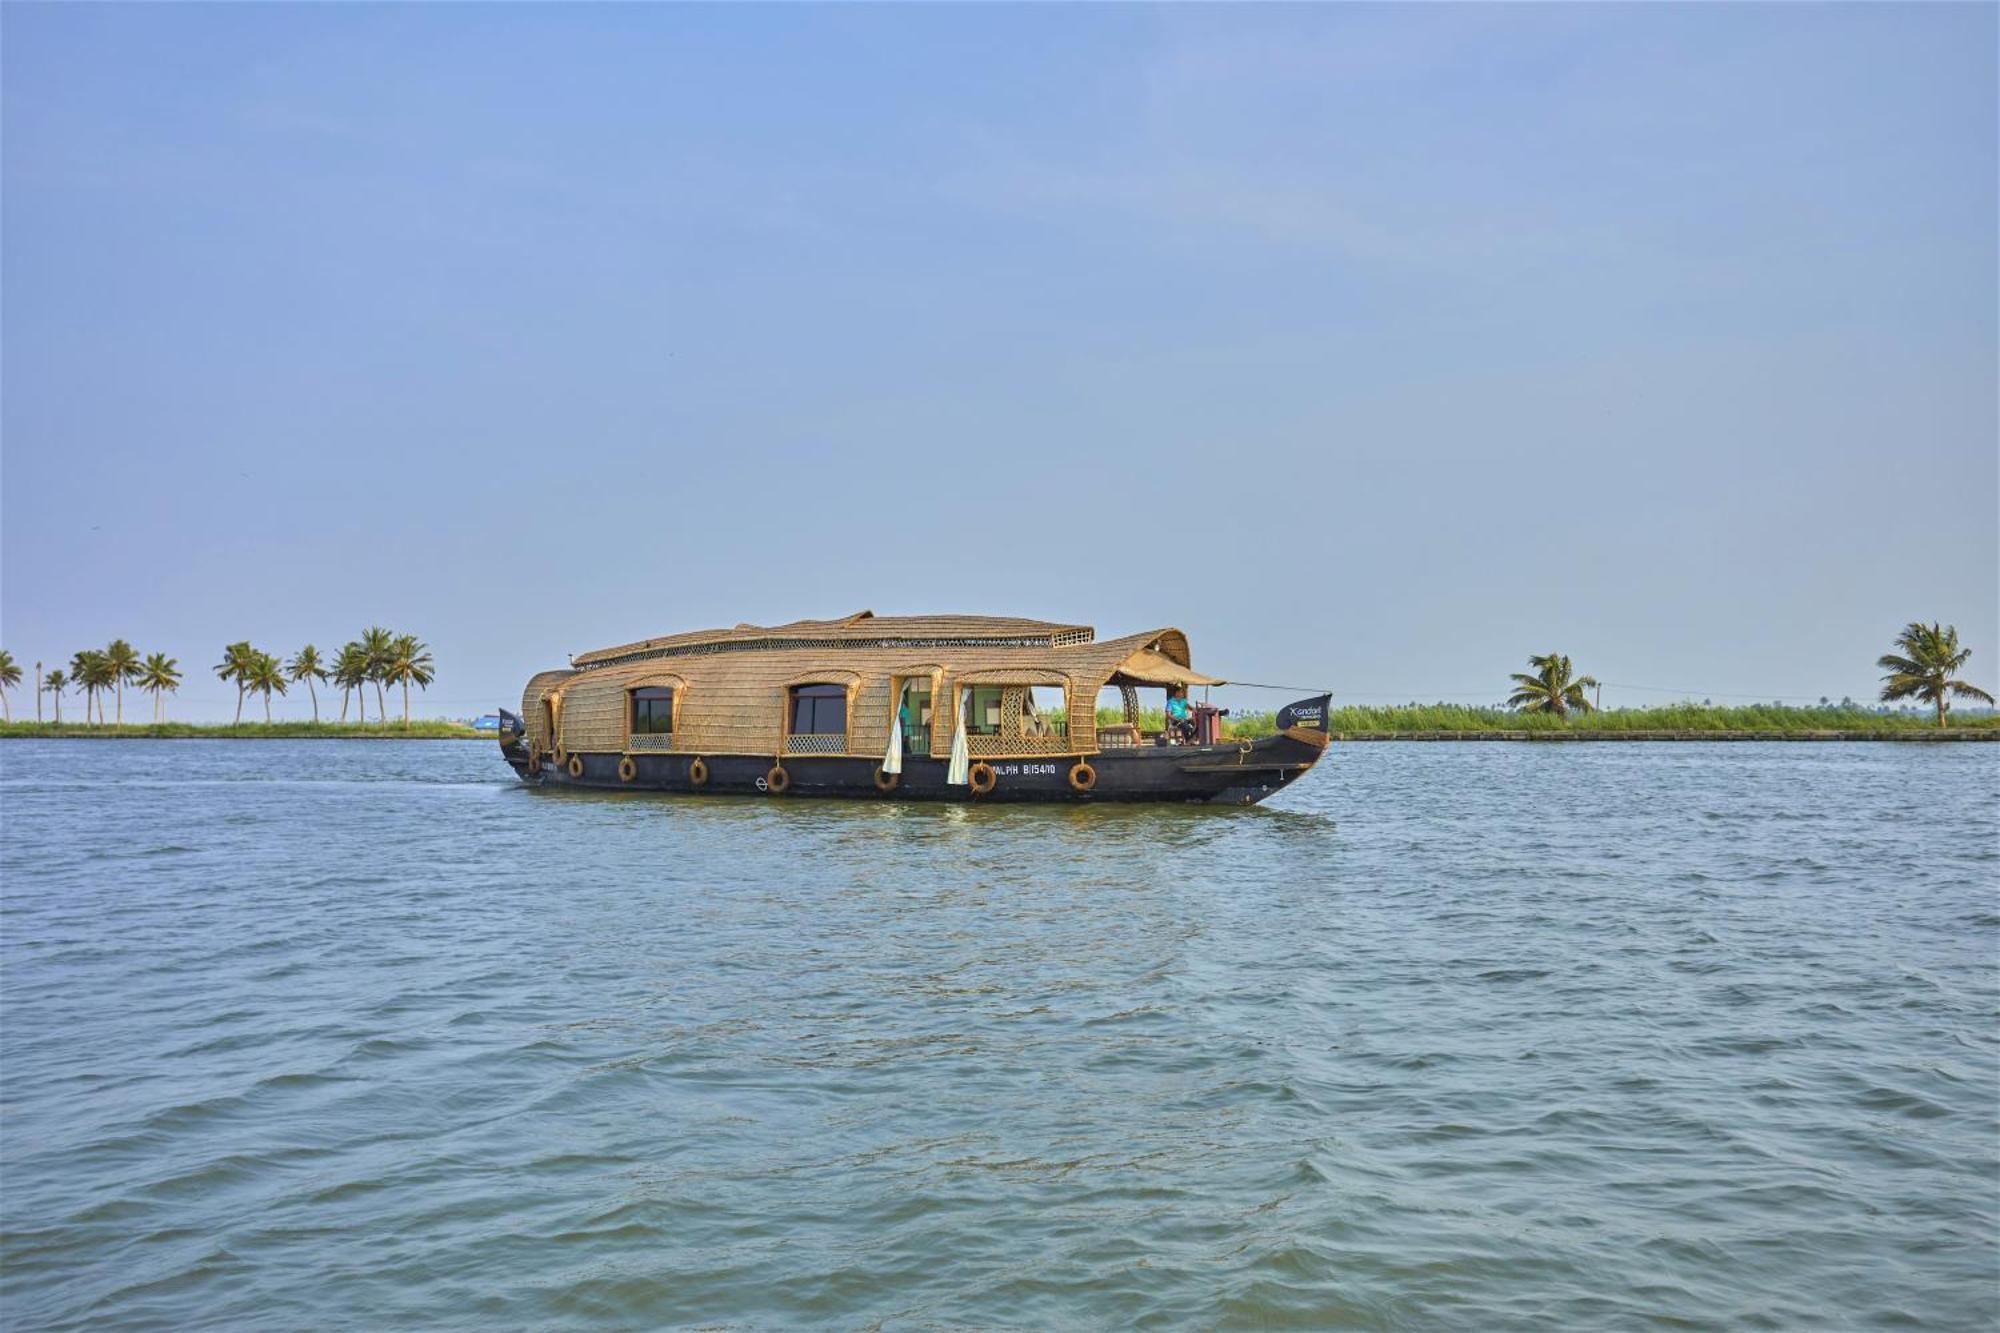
[618, 757, 637, 782]
[874, 767, 900, 793]
[1068, 762, 1097, 792]
[567, 755, 585, 778]
[766, 765, 791, 794]
[969, 762, 997, 796]
[688, 758, 709, 787]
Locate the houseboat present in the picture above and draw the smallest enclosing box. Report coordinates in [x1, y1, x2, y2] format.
[498, 611, 1330, 805]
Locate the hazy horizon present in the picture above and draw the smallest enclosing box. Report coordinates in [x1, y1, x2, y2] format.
[4, 4, 1994, 723]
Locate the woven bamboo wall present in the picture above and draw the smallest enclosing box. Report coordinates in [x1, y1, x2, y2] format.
[545, 624, 1191, 759]
[555, 681, 626, 753]
[521, 669, 575, 753]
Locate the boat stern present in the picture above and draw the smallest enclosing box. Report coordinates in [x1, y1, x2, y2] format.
[497, 708, 540, 782]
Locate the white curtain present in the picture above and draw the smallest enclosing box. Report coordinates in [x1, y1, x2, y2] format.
[946, 689, 970, 785]
[883, 687, 904, 775]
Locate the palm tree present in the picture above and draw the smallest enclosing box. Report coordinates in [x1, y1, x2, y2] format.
[0, 650, 19, 723]
[288, 645, 329, 723]
[333, 642, 369, 723]
[43, 668, 67, 723]
[386, 634, 436, 731]
[1878, 622, 1994, 729]
[359, 626, 395, 723]
[103, 639, 141, 725]
[243, 651, 288, 723]
[1507, 652, 1600, 718]
[215, 641, 258, 724]
[69, 651, 94, 724]
[139, 652, 182, 723]
[71, 650, 115, 726]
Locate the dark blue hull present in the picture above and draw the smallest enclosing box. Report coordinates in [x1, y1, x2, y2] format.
[502, 731, 1328, 806]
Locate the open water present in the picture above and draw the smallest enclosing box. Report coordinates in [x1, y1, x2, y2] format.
[1, 739, 1995, 1329]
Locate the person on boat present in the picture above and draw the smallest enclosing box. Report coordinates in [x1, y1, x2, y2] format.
[1165, 688, 1196, 744]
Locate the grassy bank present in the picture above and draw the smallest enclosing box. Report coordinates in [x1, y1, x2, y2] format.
[0, 720, 488, 740]
[1203, 703, 2000, 739]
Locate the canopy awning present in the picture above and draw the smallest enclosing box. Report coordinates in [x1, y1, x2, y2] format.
[1109, 648, 1226, 688]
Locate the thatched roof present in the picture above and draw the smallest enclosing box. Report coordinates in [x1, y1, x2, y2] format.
[1108, 647, 1225, 688]
[572, 609, 1095, 669]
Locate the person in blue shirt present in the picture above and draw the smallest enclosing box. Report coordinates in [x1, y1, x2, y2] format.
[1164, 689, 1194, 744]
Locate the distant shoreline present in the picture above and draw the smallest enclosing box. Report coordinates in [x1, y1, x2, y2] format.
[0, 722, 488, 740]
[1210, 702, 2000, 742]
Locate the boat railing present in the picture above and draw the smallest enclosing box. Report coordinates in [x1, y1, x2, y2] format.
[962, 707, 1071, 757]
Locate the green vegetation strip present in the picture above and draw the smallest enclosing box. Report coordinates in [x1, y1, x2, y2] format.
[0, 721, 487, 740]
[1106, 705, 2000, 740]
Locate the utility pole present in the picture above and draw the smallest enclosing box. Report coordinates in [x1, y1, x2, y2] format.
[1595, 682, 1602, 712]
[34, 662, 42, 722]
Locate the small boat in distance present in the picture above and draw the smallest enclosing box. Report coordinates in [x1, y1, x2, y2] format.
[498, 611, 1330, 805]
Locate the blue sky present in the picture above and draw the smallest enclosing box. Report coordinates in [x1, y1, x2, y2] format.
[3, 4, 1994, 720]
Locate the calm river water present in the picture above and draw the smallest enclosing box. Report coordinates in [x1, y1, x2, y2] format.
[2, 740, 1995, 1329]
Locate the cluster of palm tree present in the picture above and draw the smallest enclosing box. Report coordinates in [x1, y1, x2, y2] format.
[216, 628, 434, 728]
[13, 640, 184, 725]
[336, 628, 434, 728]
[213, 643, 290, 723]
[1504, 622, 1991, 727]
[0, 629, 434, 729]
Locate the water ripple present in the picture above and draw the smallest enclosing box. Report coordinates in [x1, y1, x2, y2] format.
[1, 739, 1995, 1328]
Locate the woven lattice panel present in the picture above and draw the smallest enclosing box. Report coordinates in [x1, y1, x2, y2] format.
[784, 733, 845, 755]
[627, 733, 676, 752]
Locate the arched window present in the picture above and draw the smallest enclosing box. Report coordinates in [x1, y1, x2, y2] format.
[786, 683, 849, 753]
[631, 687, 674, 735]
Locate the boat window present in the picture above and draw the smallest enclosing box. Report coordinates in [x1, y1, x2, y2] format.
[958, 683, 1070, 748]
[790, 684, 848, 736]
[1024, 685, 1068, 739]
[631, 687, 674, 734]
[966, 685, 1005, 736]
[898, 680, 932, 751]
